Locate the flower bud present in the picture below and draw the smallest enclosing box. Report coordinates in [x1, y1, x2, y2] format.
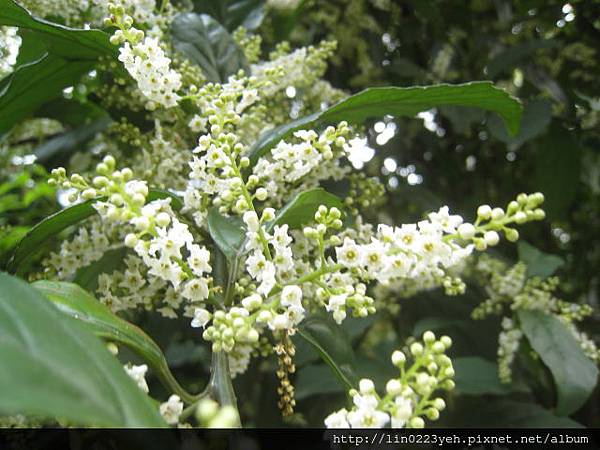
[505, 228, 519, 242]
[457, 223, 476, 240]
[409, 417, 425, 428]
[391, 350, 406, 366]
[359, 378, 375, 394]
[154, 212, 170, 228]
[255, 188, 268, 201]
[124, 233, 138, 248]
[477, 205, 492, 220]
[423, 331, 436, 344]
[432, 398, 446, 411]
[483, 231, 500, 246]
[385, 379, 402, 396]
[491, 207, 505, 220]
[410, 342, 424, 356]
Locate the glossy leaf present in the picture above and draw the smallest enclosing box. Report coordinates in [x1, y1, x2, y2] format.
[295, 364, 344, 400]
[297, 312, 359, 390]
[249, 81, 523, 165]
[171, 13, 249, 83]
[487, 39, 560, 78]
[34, 117, 112, 164]
[454, 357, 529, 396]
[0, 273, 165, 427]
[33, 280, 199, 404]
[73, 247, 128, 292]
[487, 99, 552, 149]
[533, 125, 581, 219]
[192, 0, 265, 31]
[207, 207, 247, 266]
[0, 0, 114, 59]
[267, 188, 345, 231]
[518, 310, 598, 416]
[518, 241, 564, 279]
[0, 54, 94, 135]
[6, 190, 182, 274]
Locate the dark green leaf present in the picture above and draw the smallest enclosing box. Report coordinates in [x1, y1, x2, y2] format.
[207, 207, 247, 266]
[34, 98, 107, 127]
[518, 241, 564, 279]
[34, 117, 112, 164]
[487, 39, 560, 78]
[0, 0, 114, 59]
[447, 398, 582, 428]
[412, 316, 467, 337]
[171, 13, 249, 83]
[297, 312, 359, 390]
[249, 82, 523, 165]
[518, 310, 598, 416]
[532, 125, 581, 219]
[33, 280, 199, 404]
[454, 356, 529, 396]
[6, 190, 182, 274]
[0, 53, 94, 135]
[193, 0, 266, 31]
[73, 247, 128, 292]
[0, 273, 165, 426]
[295, 364, 344, 400]
[267, 188, 344, 231]
[487, 99, 552, 149]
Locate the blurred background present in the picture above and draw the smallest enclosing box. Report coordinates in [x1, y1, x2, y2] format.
[1, 0, 599, 428]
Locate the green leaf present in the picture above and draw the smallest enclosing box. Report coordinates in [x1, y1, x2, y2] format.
[0, 53, 94, 135]
[518, 310, 598, 416]
[73, 247, 128, 292]
[487, 39, 560, 78]
[32, 280, 199, 404]
[532, 125, 581, 219]
[518, 241, 564, 279]
[0, 273, 165, 426]
[412, 316, 468, 337]
[297, 312, 359, 390]
[0, 0, 114, 59]
[295, 364, 344, 400]
[487, 99, 552, 149]
[207, 207, 247, 266]
[34, 117, 112, 164]
[5, 190, 182, 274]
[249, 81, 523, 165]
[268, 188, 345, 231]
[454, 357, 529, 396]
[192, 0, 266, 31]
[171, 13, 249, 83]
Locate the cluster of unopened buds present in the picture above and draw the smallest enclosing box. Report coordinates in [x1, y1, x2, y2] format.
[104, 3, 182, 109]
[49, 157, 213, 307]
[325, 332, 455, 428]
[455, 192, 546, 251]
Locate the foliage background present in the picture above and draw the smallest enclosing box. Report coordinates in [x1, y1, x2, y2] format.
[1, 0, 599, 428]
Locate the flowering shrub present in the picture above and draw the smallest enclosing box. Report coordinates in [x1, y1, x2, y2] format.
[0, 0, 598, 429]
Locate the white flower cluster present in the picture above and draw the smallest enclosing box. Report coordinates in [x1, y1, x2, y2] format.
[252, 125, 351, 207]
[43, 217, 116, 279]
[49, 156, 213, 317]
[0, 27, 21, 78]
[107, 4, 181, 109]
[497, 317, 523, 383]
[472, 255, 600, 382]
[325, 332, 454, 428]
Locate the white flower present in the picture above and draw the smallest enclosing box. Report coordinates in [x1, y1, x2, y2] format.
[187, 243, 212, 276]
[191, 307, 211, 328]
[124, 364, 149, 393]
[324, 408, 350, 428]
[391, 396, 413, 428]
[159, 395, 184, 425]
[281, 285, 302, 306]
[347, 394, 390, 428]
[336, 238, 362, 267]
